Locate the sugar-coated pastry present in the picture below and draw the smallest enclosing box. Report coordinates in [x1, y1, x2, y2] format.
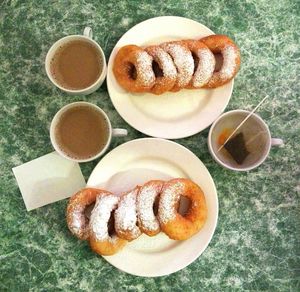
[67, 178, 208, 256]
[158, 178, 207, 240]
[200, 34, 241, 88]
[112, 35, 241, 94]
[66, 188, 111, 240]
[136, 180, 164, 236]
[145, 46, 177, 95]
[182, 40, 215, 89]
[114, 186, 142, 241]
[89, 194, 127, 256]
[113, 45, 155, 92]
[160, 41, 194, 91]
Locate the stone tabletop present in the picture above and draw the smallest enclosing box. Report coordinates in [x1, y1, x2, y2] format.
[0, 1, 299, 291]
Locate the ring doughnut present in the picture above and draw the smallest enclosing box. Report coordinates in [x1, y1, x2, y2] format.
[160, 41, 194, 91]
[136, 180, 164, 236]
[145, 46, 177, 95]
[200, 35, 241, 88]
[158, 178, 207, 240]
[182, 40, 215, 89]
[66, 188, 110, 240]
[114, 186, 142, 241]
[89, 194, 127, 256]
[113, 45, 155, 92]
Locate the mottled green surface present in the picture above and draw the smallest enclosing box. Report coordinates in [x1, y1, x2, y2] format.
[0, 0, 299, 291]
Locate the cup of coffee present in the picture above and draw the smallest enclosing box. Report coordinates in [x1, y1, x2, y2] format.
[45, 27, 106, 95]
[50, 102, 127, 162]
[208, 110, 283, 171]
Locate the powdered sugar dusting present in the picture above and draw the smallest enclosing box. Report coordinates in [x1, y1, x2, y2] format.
[158, 181, 184, 224]
[115, 187, 141, 239]
[147, 46, 177, 78]
[136, 51, 155, 86]
[137, 181, 163, 231]
[161, 43, 194, 87]
[90, 194, 119, 241]
[193, 48, 215, 87]
[67, 192, 90, 239]
[71, 206, 85, 233]
[220, 45, 238, 79]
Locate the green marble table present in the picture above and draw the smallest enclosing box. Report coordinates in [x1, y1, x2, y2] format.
[0, 1, 299, 291]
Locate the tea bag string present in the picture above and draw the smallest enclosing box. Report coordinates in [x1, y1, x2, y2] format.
[217, 95, 269, 152]
[245, 130, 266, 146]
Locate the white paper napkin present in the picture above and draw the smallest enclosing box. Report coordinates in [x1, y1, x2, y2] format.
[12, 151, 86, 211]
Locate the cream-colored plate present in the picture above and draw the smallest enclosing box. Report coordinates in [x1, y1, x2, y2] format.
[107, 16, 233, 139]
[87, 138, 218, 277]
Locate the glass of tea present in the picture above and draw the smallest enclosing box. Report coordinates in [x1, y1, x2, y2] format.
[50, 102, 127, 162]
[45, 27, 106, 95]
[208, 110, 283, 171]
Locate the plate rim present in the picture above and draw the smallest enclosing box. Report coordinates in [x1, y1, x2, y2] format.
[107, 16, 234, 139]
[87, 138, 219, 277]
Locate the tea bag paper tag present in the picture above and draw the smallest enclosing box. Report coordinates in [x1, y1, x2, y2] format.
[12, 151, 86, 211]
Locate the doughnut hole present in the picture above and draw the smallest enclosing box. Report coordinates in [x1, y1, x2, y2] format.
[84, 202, 95, 220]
[108, 210, 116, 237]
[126, 63, 137, 80]
[153, 196, 160, 216]
[166, 54, 178, 74]
[191, 52, 200, 74]
[214, 53, 223, 72]
[152, 60, 164, 77]
[178, 196, 192, 216]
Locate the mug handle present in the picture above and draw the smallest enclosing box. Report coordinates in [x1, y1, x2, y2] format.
[83, 27, 93, 39]
[271, 138, 284, 147]
[112, 128, 128, 137]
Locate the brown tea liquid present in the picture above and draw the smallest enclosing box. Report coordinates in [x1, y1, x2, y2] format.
[50, 40, 103, 90]
[54, 105, 109, 160]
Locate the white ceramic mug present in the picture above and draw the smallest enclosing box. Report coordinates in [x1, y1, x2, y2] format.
[208, 110, 284, 171]
[50, 102, 127, 162]
[45, 27, 107, 95]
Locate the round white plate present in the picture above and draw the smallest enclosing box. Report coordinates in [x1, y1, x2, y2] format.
[107, 16, 234, 139]
[87, 138, 218, 277]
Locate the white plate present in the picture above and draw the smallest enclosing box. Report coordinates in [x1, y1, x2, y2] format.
[107, 16, 233, 139]
[87, 138, 218, 277]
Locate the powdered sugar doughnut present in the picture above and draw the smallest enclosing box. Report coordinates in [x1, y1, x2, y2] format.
[182, 40, 215, 89]
[136, 180, 164, 236]
[160, 41, 194, 92]
[66, 188, 111, 240]
[89, 194, 127, 256]
[200, 35, 241, 88]
[145, 46, 177, 95]
[158, 178, 207, 240]
[113, 45, 155, 93]
[114, 186, 142, 241]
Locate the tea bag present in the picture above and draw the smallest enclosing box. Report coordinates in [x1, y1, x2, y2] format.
[224, 132, 250, 164]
